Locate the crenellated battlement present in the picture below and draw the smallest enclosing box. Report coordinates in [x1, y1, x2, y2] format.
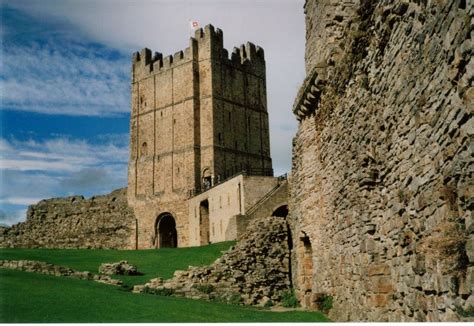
[132, 24, 265, 81]
[193, 24, 224, 46]
[132, 44, 195, 80]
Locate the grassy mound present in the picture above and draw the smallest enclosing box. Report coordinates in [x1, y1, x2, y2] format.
[0, 242, 234, 286]
[0, 269, 329, 322]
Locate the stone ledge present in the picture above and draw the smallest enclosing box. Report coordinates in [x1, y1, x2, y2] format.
[292, 66, 327, 121]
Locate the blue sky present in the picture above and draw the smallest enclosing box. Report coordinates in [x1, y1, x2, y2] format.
[0, 0, 305, 225]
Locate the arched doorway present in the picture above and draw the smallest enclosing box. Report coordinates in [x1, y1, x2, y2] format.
[272, 204, 289, 217]
[272, 204, 293, 288]
[155, 213, 178, 248]
[199, 200, 210, 245]
[202, 168, 212, 190]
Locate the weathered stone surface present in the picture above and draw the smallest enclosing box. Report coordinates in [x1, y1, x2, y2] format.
[0, 189, 135, 249]
[290, 0, 472, 322]
[136, 215, 291, 306]
[0, 259, 123, 286]
[99, 261, 139, 275]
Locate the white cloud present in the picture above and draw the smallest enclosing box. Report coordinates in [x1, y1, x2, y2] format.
[0, 197, 42, 206]
[0, 159, 76, 172]
[0, 209, 27, 226]
[0, 135, 129, 224]
[0, 137, 129, 173]
[5, 0, 306, 173]
[0, 42, 130, 116]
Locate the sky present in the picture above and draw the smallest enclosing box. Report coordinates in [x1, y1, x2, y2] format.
[0, 0, 306, 225]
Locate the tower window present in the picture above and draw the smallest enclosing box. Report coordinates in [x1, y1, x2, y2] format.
[218, 133, 222, 144]
[141, 142, 148, 156]
[228, 112, 231, 121]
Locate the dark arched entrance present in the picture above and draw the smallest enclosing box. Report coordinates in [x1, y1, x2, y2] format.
[272, 204, 289, 217]
[272, 204, 293, 288]
[155, 213, 177, 248]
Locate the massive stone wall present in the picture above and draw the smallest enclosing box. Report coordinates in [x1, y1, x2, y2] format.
[290, 0, 472, 322]
[0, 189, 135, 249]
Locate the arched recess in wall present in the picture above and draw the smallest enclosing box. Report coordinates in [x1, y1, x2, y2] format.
[297, 232, 314, 308]
[155, 213, 178, 248]
[272, 204, 289, 217]
[272, 204, 293, 287]
[141, 142, 148, 157]
[202, 167, 212, 190]
[199, 199, 210, 245]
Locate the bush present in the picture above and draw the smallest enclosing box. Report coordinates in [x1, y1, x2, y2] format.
[321, 295, 333, 313]
[264, 299, 273, 308]
[281, 290, 299, 308]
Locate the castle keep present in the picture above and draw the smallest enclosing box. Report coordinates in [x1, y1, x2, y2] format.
[128, 25, 284, 249]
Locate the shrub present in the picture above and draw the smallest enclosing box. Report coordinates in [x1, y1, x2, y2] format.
[321, 295, 333, 313]
[281, 290, 299, 308]
[456, 305, 474, 317]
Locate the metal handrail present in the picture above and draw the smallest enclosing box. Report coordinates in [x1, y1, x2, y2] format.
[187, 168, 275, 198]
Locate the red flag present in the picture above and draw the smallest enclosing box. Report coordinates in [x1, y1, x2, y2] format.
[190, 21, 199, 29]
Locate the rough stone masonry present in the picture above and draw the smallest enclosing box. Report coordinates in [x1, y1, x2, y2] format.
[290, 0, 472, 322]
[134, 215, 291, 306]
[0, 189, 135, 249]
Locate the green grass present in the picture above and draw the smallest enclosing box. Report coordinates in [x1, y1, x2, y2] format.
[0, 269, 330, 322]
[0, 242, 235, 286]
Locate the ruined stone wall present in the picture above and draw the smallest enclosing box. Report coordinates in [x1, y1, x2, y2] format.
[0, 189, 135, 249]
[134, 215, 291, 307]
[290, 0, 472, 322]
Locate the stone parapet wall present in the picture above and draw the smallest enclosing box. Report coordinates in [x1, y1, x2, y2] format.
[0, 188, 135, 249]
[290, 0, 472, 322]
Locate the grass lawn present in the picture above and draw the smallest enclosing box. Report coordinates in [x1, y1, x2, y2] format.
[0, 269, 329, 322]
[0, 242, 235, 287]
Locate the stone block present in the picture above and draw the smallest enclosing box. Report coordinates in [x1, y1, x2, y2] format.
[370, 294, 389, 307]
[466, 266, 474, 294]
[367, 263, 390, 276]
[466, 237, 474, 263]
[370, 276, 394, 294]
[99, 261, 139, 276]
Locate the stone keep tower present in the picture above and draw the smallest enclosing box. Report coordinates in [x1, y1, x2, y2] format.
[128, 24, 273, 249]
